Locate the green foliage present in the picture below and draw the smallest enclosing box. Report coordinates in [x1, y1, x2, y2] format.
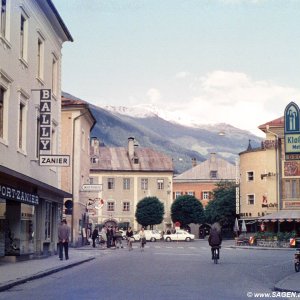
[205, 181, 236, 228]
[135, 196, 164, 227]
[171, 195, 205, 226]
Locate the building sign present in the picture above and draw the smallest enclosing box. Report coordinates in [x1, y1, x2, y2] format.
[284, 201, 300, 209]
[81, 184, 102, 192]
[285, 102, 300, 160]
[39, 155, 70, 166]
[39, 89, 52, 154]
[284, 161, 300, 176]
[0, 184, 39, 205]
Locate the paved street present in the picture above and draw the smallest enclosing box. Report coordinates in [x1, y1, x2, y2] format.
[0, 240, 297, 300]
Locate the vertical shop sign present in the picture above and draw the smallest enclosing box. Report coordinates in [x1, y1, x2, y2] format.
[39, 89, 51, 154]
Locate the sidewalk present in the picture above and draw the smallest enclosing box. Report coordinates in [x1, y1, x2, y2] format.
[0, 244, 298, 293]
[0, 247, 99, 292]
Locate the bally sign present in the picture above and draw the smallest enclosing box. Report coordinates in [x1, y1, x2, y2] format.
[39, 89, 52, 153]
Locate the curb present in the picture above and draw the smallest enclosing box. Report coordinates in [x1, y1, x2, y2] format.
[274, 274, 300, 293]
[0, 257, 95, 292]
[229, 246, 295, 251]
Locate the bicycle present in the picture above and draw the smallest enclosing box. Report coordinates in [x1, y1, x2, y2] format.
[212, 246, 221, 264]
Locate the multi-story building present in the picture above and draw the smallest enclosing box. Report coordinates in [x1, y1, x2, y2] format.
[239, 113, 300, 234]
[89, 137, 173, 231]
[0, 0, 72, 259]
[173, 153, 236, 207]
[61, 93, 96, 246]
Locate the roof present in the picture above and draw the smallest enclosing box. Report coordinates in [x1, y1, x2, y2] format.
[45, 0, 73, 42]
[173, 153, 235, 181]
[257, 210, 300, 221]
[90, 147, 173, 172]
[61, 93, 96, 130]
[258, 116, 284, 132]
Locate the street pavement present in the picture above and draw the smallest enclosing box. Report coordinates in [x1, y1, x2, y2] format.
[0, 240, 298, 293]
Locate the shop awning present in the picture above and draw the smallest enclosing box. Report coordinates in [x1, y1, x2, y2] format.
[257, 210, 300, 222]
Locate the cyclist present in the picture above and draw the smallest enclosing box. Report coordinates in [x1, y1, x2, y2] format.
[208, 224, 222, 260]
[126, 227, 134, 251]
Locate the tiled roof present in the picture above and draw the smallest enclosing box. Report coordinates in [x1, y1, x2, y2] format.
[258, 116, 284, 131]
[173, 154, 235, 181]
[91, 146, 173, 172]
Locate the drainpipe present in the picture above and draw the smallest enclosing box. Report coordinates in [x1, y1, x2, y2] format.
[71, 110, 89, 245]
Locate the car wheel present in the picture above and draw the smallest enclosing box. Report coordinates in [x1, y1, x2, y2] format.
[166, 237, 171, 242]
[150, 237, 156, 242]
[185, 237, 191, 242]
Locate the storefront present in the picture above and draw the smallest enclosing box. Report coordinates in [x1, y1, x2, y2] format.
[0, 166, 71, 260]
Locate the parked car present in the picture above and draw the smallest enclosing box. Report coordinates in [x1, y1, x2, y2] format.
[164, 230, 195, 242]
[133, 230, 162, 242]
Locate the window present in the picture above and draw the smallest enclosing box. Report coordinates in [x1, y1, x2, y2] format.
[141, 178, 148, 190]
[210, 170, 217, 179]
[0, 86, 4, 138]
[108, 178, 114, 190]
[37, 37, 44, 79]
[20, 13, 28, 60]
[292, 180, 297, 198]
[123, 202, 130, 211]
[187, 191, 195, 196]
[1, 0, 6, 37]
[45, 202, 51, 240]
[175, 191, 181, 199]
[157, 179, 164, 190]
[123, 178, 130, 190]
[52, 56, 58, 96]
[202, 191, 209, 199]
[107, 202, 114, 211]
[18, 101, 26, 150]
[247, 171, 254, 181]
[247, 194, 255, 205]
[285, 180, 298, 198]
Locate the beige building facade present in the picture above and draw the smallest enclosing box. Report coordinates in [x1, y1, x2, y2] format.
[61, 94, 96, 246]
[89, 137, 173, 231]
[0, 0, 73, 259]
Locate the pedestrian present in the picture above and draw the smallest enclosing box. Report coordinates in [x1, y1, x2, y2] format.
[106, 226, 113, 248]
[126, 227, 134, 251]
[139, 227, 146, 252]
[92, 227, 99, 248]
[114, 226, 123, 249]
[58, 219, 70, 261]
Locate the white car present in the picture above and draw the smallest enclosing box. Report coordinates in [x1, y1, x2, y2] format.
[133, 230, 162, 242]
[164, 230, 195, 242]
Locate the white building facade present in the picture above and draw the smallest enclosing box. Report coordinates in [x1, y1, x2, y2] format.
[0, 0, 72, 259]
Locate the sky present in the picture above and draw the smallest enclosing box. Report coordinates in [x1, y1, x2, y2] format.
[52, 0, 300, 137]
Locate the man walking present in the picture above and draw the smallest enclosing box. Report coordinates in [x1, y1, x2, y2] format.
[58, 219, 70, 260]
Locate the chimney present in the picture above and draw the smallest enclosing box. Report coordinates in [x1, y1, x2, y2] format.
[191, 158, 197, 167]
[128, 137, 135, 158]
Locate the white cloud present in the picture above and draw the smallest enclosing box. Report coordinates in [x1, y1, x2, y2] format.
[146, 88, 161, 104]
[175, 71, 190, 79]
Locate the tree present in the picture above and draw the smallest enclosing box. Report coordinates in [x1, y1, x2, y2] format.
[205, 181, 236, 229]
[135, 196, 164, 228]
[171, 195, 205, 227]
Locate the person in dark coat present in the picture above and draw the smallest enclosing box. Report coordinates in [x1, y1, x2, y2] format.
[58, 219, 70, 260]
[92, 227, 99, 248]
[208, 226, 222, 259]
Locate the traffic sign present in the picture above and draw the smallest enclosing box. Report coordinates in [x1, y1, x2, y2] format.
[81, 184, 102, 192]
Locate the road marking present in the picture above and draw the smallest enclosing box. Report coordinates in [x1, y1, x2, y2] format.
[154, 252, 201, 256]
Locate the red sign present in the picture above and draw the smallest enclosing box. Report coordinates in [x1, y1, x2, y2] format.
[175, 221, 181, 227]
